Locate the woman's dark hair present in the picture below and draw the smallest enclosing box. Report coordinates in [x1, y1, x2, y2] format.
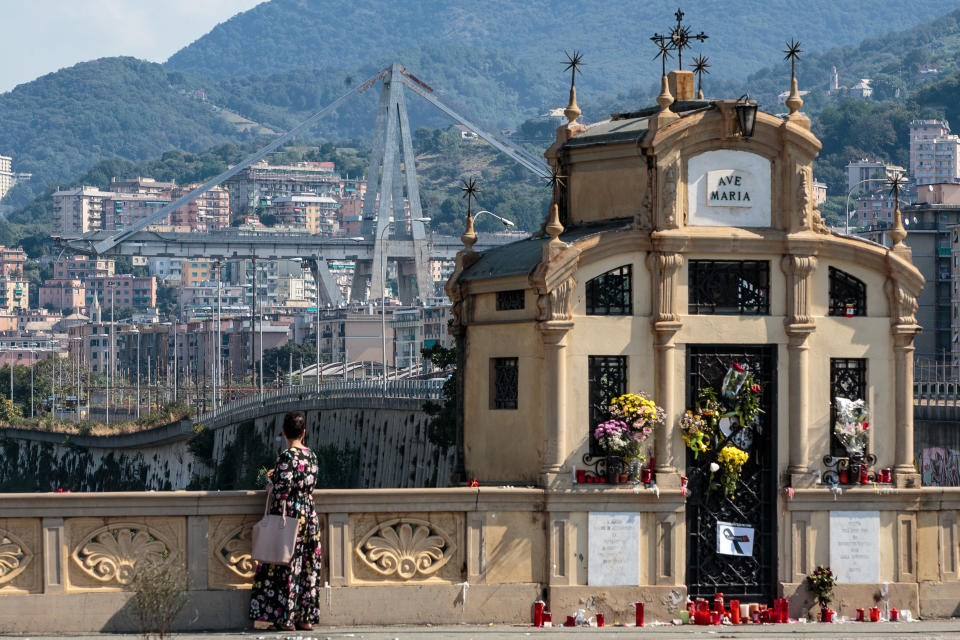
[282, 411, 306, 439]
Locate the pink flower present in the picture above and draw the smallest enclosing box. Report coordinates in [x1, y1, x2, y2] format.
[862, 422, 869, 431]
[750, 384, 761, 393]
[733, 363, 745, 372]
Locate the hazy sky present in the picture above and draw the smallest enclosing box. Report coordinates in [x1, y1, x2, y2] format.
[0, 0, 264, 93]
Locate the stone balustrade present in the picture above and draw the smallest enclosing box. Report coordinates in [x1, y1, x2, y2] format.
[3, 486, 960, 632]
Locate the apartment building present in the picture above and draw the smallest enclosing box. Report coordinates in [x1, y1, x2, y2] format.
[0, 155, 30, 201]
[53, 255, 115, 281]
[38, 279, 85, 312]
[102, 193, 170, 231]
[0, 279, 28, 313]
[181, 259, 216, 287]
[0, 246, 25, 277]
[273, 194, 339, 234]
[223, 161, 340, 215]
[168, 185, 229, 231]
[911, 119, 960, 186]
[52, 186, 111, 234]
[845, 158, 905, 194]
[84, 274, 156, 310]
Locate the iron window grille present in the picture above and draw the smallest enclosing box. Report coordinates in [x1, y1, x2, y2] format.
[586, 265, 633, 316]
[496, 289, 525, 311]
[688, 260, 769, 315]
[490, 357, 519, 410]
[828, 267, 866, 317]
[587, 355, 628, 454]
[829, 358, 867, 457]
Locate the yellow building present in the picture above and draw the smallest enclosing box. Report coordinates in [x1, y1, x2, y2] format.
[447, 69, 935, 615]
[181, 259, 215, 286]
[0, 278, 29, 313]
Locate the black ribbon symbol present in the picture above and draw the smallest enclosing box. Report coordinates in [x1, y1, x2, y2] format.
[723, 528, 750, 554]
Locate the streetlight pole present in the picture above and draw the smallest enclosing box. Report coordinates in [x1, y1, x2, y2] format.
[130, 328, 140, 419]
[315, 260, 320, 393]
[259, 298, 264, 399]
[845, 177, 894, 235]
[216, 264, 222, 409]
[473, 210, 516, 229]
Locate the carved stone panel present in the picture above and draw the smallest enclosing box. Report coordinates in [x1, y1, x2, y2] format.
[352, 513, 462, 583]
[65, 517, 185, 591]
[536, 277, 576, 323]
[207, 514, 258, 590]
[0, 518, 41, 594]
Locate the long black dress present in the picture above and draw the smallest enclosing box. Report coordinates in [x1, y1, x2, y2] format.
[249, 446, 322, 627]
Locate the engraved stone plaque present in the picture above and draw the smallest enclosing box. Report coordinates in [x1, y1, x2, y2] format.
[829, 510, 880, 583]
[588, 512, 640, 586]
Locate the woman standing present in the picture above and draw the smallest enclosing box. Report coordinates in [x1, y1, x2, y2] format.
[249, 411, 321, 631]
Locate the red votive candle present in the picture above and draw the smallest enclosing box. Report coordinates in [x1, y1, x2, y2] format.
[596, 613, 604, 627]
[839, 469, 849, 484]
[781, 599, 790, 623]
[635, 601, 644, 627]
[870, 607, 880, 622]
[565, 615, 575, 627]
[714, 592, 724, 612]
[860, 466, 869, 484]
[543, 612, 552, 625]
[856, 608, 864, 622]
[533, 600, 544, 627]
[729, 599, 740, 624]
[890, 607, 899, 621]
[576, 469, 586, 483]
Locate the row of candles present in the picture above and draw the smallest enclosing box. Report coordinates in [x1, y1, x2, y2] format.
[685, 595, 790, 625]
[533, 602, 645, 628]
[837, 465, 893, 485]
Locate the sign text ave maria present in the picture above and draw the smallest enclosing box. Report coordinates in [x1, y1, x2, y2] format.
[707, 170, 753, 207]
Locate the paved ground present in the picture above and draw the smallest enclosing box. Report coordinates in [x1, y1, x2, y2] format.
[7, 621, 960, 640]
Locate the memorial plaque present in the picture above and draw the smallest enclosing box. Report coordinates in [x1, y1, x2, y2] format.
[588, 512, 640, 585]
[687, 149, 771, 227]
[829, 511, 880, 583]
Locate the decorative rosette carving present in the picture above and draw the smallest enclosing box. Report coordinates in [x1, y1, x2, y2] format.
[355, 518, 455, 580]
[214, 524, 256, 578]
[71, 523, 173, 585]
[0, 529, 32, 585]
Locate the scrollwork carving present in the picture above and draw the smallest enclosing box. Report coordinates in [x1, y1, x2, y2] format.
[355, 518, 455, 580]
[796, 167, 811, 230]
[0, 529, 32, 585]
[661, 162, 679, 227]
[650, 252, 684, 324]
[781, 254, 817, 327]
[71, 523, 173, 585]
[214, 524, 255, 579]
[886, 278, 919, 327]
[537, 276, 576, 322]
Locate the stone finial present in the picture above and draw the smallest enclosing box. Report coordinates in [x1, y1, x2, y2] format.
[657, 75, 675, 112]
[542, 203, 565, 261]
[460, 213, 477, 252]
[786, 76, 803, 115]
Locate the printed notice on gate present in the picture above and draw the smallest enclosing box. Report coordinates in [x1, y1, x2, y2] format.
[830, 511, 880, 583]
[716, 521, 755, 556]
[588, 513, 640, 585]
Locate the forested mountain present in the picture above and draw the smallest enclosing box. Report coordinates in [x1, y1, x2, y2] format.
[0, 58, 253, 204]
[167, 0, 957, 99]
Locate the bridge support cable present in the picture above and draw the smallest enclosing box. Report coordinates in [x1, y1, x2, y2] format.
[84, 69, 388, 256]
[397, 69, 551, 179]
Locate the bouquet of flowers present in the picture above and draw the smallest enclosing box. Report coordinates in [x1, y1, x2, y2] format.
[722, 363, 763, 427]
[717, 445, 750, 498]
[593, 419, 634, 456]
[609, 392, 665, 442]
[679, 411, 711, 459]
[834, 397, 869, 455]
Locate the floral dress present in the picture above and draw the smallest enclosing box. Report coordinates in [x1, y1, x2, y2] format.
[249, 447, 322, 627]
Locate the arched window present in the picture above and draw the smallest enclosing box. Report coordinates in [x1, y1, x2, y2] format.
[828, 267, 866, 317]
[585, 265, 632, 315]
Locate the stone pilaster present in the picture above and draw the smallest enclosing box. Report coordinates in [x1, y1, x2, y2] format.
[893, 329, 920, 487]
[539, 322, 573, 489]
[781, 255, 817, 486]
[649, 251, 684, 486]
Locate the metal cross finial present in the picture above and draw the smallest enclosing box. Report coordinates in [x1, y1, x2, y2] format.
[887, 173, 907, 207]
[652, 38, 674, 77]
[461, 177, 480, 217]
[563, 50, 584, 90]
[666, 7, 707, 69]
[545, 167, 567, 205]
[692, 54, 710, 96]
[783, 39, 803, 80]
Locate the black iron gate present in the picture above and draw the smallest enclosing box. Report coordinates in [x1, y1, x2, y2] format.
[685, 345, 777, 602]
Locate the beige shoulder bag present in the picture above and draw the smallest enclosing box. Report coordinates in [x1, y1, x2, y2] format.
[251, 485, 298, 565]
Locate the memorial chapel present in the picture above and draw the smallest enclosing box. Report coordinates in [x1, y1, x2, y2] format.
[444, 65, 954, 616]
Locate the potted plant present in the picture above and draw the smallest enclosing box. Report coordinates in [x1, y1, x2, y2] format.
[806, 565, 835, 621]
[594, 419, 631, 483]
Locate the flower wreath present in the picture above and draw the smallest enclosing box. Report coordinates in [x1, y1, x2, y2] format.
[679, 362, 763, 499]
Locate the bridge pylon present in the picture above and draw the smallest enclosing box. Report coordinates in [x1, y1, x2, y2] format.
[353, 63, 433, 304]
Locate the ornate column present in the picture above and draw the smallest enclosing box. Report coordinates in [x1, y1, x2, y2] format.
[885, 277, 921, 487]
[540, 320, 573, 488]
[781, 254, 817, 486]
[649, 251, 683, 486]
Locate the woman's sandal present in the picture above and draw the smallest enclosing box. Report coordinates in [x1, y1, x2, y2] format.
[295, 622, 314, 631]
[267, 623, 296, 631]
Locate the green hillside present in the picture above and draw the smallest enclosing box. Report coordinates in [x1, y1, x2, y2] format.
[167, 0, 958, 101]
[0, 57, 253, 204]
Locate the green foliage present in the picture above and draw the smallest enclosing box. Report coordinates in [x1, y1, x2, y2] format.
[132, 560, 189, 640]
[0, 57, 245, 206]
[314, 443, 361, 489]
[0, 396, 23, 422]
[806, 565, 836, 610]
[421, 344, 457, 449]
[186, 424, 215, 464]
[260, 341, 321, 384]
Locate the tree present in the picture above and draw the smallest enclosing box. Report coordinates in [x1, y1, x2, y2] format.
[420, 343, 457, 449]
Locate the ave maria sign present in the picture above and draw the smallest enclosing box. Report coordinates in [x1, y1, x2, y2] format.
[687, 150, 771, 227]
